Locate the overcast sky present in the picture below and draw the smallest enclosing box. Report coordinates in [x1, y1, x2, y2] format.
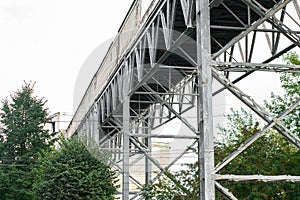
[0, 0, 133, 114]
[1, 0, 298, 122]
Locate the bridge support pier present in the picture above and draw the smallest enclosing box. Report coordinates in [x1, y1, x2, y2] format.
[122, 70, 130, 200]
[196, 0, 215, 199]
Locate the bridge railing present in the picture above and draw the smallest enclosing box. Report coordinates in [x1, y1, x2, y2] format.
[67, 0, 160, 137]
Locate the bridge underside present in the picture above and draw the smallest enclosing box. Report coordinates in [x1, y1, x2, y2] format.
[73, 0, 300, 199]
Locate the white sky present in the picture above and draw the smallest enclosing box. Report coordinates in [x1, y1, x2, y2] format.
[0, 0, 133, 114]
[1, 0, 298, 125]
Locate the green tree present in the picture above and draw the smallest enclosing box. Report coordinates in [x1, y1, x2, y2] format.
[0, 82, 56, 200]
[266, 52, 300, 138]
[263, 52, 300, 199]
[33, 137, 119, 200]
[216, 109, 299, 199]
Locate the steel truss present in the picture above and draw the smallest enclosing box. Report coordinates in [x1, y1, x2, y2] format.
[73, 0, 300, 199]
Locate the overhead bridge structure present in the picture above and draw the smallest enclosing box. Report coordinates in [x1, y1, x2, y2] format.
[67, 0, 300, 199]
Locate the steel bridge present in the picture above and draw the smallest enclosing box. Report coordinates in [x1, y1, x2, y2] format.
[67, 0, 300, 199]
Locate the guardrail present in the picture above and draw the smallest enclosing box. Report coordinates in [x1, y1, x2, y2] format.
[67, 0, 160, 137]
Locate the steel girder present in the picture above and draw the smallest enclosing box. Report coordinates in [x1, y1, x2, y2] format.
[72, 0, 300, 199]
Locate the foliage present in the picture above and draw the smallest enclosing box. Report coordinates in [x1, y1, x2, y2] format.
[0, 82, 56, 200]
[0, 83, 119, 199]
[142, 157, 200, 200]
[216, 109, 299, 199]
[33, 137, 119, 200]
[265, 52, 300, 138]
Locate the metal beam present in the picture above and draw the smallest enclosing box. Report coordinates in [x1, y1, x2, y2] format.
[212, 0, 292, 59]
[212, 43, 297, 96]
[197, 0, 215, 199]
[143, 84, 198, 134]
[129, 137, 190, 195]
[215, 97, 300, 173]
[241, 0, 300, 48]
[212, 68, 300, 149]
[215, 174, 300, 182]
[215, 182, 238, 200]
[294, 0, 300, 20]
[129, 133, 198, 139]
[129, 27, 194, 96]
[70, 0, 300, 198]
[131, 140, 198, 199]
[122, 71, 130, 200]
[109, 158, 143, 189]
[213, 61, 300, 72]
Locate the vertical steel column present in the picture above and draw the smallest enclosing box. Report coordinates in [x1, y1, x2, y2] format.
[145, 119, 152, 185]
[196, 0, 215, 199]
[122, 72, 130, 200]
[93, 108, 99, 144]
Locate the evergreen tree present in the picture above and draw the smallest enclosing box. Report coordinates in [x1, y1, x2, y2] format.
[0, 82, 56, 199]
[33, 137, 118, 200]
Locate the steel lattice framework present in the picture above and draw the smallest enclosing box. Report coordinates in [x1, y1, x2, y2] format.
[67, 0, 300, 199]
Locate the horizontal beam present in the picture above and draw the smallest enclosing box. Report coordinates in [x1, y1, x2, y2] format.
[101, 126, 123, 128]
[159, 65, 196, 70]
[134, 91, 198, 96]
[213, 61, 300, 72]
[130, 101, 195, 105]
[129, 134, 198, 139]
[212, 43, 297, 96]
[215, 174, 300, 182]
[210, 25, 300, 33]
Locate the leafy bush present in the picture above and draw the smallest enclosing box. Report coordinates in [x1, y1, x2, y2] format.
[34, 137, 118, 200]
